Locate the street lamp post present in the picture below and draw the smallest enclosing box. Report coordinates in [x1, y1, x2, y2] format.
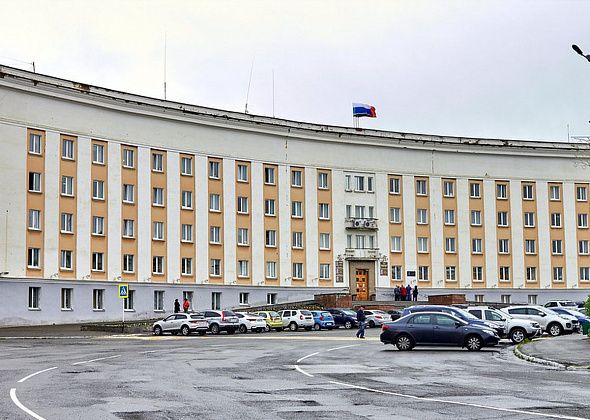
[572, 44, 590, 62]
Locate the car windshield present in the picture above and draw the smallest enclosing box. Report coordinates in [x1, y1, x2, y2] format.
[453, 307, 478, 320]
[269, 311, 280, 317]
[223, 311, 236, 316]
[543, 308, 559, 316]
[321, 312, 331, 317]
[301, 310, 312, 315]
[372, 310, 386, 315]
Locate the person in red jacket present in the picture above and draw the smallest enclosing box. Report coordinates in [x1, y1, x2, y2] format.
[400, 285, 407, 301]
[182, 298, 190, 313]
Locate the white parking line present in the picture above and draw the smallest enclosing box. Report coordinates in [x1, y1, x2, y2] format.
[18, 367, 58, 383]
[326, 344, 359, 352]
[72, 355, 121, 365]
[296, 351, 319, 363]
[10, 388, 46, 420]
[139, 347, 191, 354]
[294, 365, 314, 377]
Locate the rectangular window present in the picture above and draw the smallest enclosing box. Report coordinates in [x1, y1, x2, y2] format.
[445, 237, 456, 253]
[92, 143, 104, 164]
[238, 260, 249, 277]
[417, 237, 428, 253]
[319, 232, 330, 250]
[319, 263, 330, 279]
[472, 238, 482, 254]
[318, 172, 329, 189]
[123, 290, 135, 311]
[526, 266, 537, 282]
[578, 213, 588, 228]
[389, 177, 400, 194]
[446, 266, 456, 281]
[237, 164, 248, 182]
[29, 134, 41, 154]
[501, 295, 511, 304]
[181, 157, 192, 176]
[292, 170, 302, 187]
[367, 176, 374, 193]
[61, 288, 73, 310]
[551, 213, 562, 228]
[182, 224, 193, 242]
[577, 186, 587, 201]
[209, 194, 221, 211]
[209, 258, 221, 277]
[211, 292, 221, 310]
[525, 239, 536, 255]
[266, 261, 277, 279]
[580, 267, 590, 282]
[209, 161, 220, 179]
[28, 209, 41, 230]
[92, 289, 104, 310]
[237, 228, 249, 246]
[552, 240, 563, 255]
[123, 184, 134, 203]
[470, 182, 481, 198]
[237, 196, 249, 214]
[391, 266, 402, 281]
[390, 207, 401, 224]
[153, 221, 164, 240]
[496, 183, 507, 199]
[210, 226, 221, 244]
[267, 292, 277, 304]
[265, 230, 276, 247]
[550, 185, 561, 201]
[354, 176, 365, 192]
[28, 172, 41, 192]
[28, 248, 40, 268]
[92, 180, 104, 200]
[60, 212, 73, 233]
[152, 187, 164, 206]
[92, 216, 104, 235]
[498, 239, 509, 254]
[474, 294, 484, 303]
[123, 149, 135, 168]
[292, 262, 304, 279]
[123, 219, 135, 238]
[444, 209, 455, 225]
[356, 234, 365, 249]
[579, 240, 589, 255]
[473, 266, 483, 281]
[239, 292, 249, 305]
[497, 211, 508, 227]
[522, 184, 534, 200]
[528, 294, 538, 305]
[264, 167, 275, 184]
[524, 212, 535, 227]
[264, 199, 275, 216]
[154, 290, 165, 311]
[92, 252, 104, 271]
[443, 180, 454, 197]
[182, 191, 193, 209]
[291, 201, 303, 218]
[62, 139, 74, 160]
[152, 256, 164, 274]
[61, 176, 74, 196]
[319, 203, 330, 220]
[471, 210, 481, 226]
[553, 266, 564, 282]
[418, 266, 429, 281]
[416, 179, 427, 195]
[499, 266, 510, 282]
[60, 250, 73, 270]
[292, 232, 303, 249]
[417, 208, 428, 225]
[345, 205, 352, 219]
[391, 236, 402, 252]
[346, 234, 352, 248]
[152, 153, 164, 172]
[354, 205, 365, 219]
[123, 254, 135, 273]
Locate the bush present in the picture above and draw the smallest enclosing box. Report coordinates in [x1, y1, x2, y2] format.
[586, 295, 590, 317]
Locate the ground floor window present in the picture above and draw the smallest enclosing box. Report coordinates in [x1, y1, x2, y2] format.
[501, 295, 511, 304]
[528, 294, 538, 305]
[154, 290, 165, 311]
[267, 293, 277, 305]
[28, 287, 40, 309]
[61, 288, 73, 310]
[93, 289, 104, 310]
[212, 292, 221, 310]
[239, 292, 249, 305]
[183, 291, 193, 310]
[124, 290, 135, 311]
[474, 294, 484, 303]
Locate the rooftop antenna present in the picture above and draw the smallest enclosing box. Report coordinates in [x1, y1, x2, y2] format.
[163, 32, 167, 100]
[244, 56, 255, 114]
[0, 56, 35, 72]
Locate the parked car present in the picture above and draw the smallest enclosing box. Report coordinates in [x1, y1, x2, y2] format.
[467, 306, 542, 343]
[544, 300, 579, 309]
[200, 310, 240, 335]
[364, 310, 388, 328]
[380, 312, 499, 351]
[278, 309, 315, 331]
[235, 312, 267, 333]
[253, 311, 284, 332]
[401, 305, 502, 335]
[311, 310, 335, 330]
[325, 308, 358, 329]
[152, 313, 209, 336]
[387, 309, 403, 321]
[501, 305, 576, 336]
[551, 308, 588, 331]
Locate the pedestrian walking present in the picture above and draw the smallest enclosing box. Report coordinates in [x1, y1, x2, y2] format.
[412, 285, 419, 302]
[183, 298, 190, 313]
[406, 284, 412, 301]
[174, 299, 180, 313]
[356, 306, 366, 339]
[400, 285, 407, 301]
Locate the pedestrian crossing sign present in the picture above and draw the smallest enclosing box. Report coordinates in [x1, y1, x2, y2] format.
[118, 284, 129, 299]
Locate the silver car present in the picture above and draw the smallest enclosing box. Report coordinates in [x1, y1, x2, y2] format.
[153, 313, 209, 336]
[201, 310, 240, 335]
[364, 310, 389, 328]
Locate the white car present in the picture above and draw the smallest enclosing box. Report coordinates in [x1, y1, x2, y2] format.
[365, 310, 388, 328]
[152, 313, 209, 336]
[501, 305, 577, 337]
[467, 306, 542, 344]
[278, 309, 315, 331]
[236, 312, 267, 333]
[544, 300, 579, 309]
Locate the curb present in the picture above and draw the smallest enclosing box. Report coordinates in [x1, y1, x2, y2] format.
[513, 344, 567, 369]
[0, 335, 97, 340]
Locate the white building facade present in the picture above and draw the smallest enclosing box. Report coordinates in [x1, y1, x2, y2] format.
[0, 65, 589, 326]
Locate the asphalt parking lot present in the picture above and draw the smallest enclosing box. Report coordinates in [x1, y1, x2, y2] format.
[1, 328, 589, 420]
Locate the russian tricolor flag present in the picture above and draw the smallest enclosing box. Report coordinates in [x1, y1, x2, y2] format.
[353, 103, 377, 118]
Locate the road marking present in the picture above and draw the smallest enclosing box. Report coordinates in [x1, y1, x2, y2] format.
[296, 351, 319, 363]
[294, 365, 314, 377]
[72, 354, 121, 365]
[18, 367, 58, 383]
[10, 388, 46, 420]
[139, 347, 192, 354]
[326, 344, 359, 352]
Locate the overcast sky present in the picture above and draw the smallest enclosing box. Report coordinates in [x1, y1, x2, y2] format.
[2, 0, 590, 141]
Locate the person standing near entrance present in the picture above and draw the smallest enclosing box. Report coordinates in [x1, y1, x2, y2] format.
[400, 285, 407, 301]
[174, 299, 181, 313]
[356, 306, 366, 339]
[183, 298, 190, 313]
[413, 285, 419, 302]
[406, 284, 412, 301]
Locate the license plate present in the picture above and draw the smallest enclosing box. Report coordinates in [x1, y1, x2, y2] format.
[196, 321, 207, 327]
[228, 318, 237, 323]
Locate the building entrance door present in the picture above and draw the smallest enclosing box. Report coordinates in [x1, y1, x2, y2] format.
[355, 269, 369, 301]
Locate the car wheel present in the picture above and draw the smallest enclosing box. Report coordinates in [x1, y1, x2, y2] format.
[210, 323, 220, 335]
[548, 322, 563, 337]
[465, 335, 483, 351]
[395, 334, 413, 351]
[510, 328, 526, 344]
[239, 324, 248, 334]
[181, 325, 190, 336]
[265, 325, 271, 332]
[227, 329, 236, 335]
[369, 320, 375, 328]
[344, 320, 352, 329]
[289, 322, 298, 332]
[198, 331, 206, 336]
[313, 323, 321, 331]
[153, 325, 162, 336]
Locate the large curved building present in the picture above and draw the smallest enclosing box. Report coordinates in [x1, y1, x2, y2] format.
[0, 65, 588, 325]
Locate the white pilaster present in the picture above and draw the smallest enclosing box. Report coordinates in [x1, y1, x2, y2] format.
[430, 176, 443, 287]
[137, 147, 151, 282]
[402, 175, 416, 281]
[536, 181, 551, 288]
[331, 170, 346, 287]
[107, 142, 121, 281]
[305, 167, 318, 286]
[43, 131, 60, 278]
[563, 181, 578, 288]
[167, 151, 180, 283]
[251, 162, 264, 286]
[278, 164, 291, 286]
[376, 173, 390, 287]
[483, 179, 498, 287]
[457, 178, 471, 288]
[75, 136, 91, 279]
[195, 155, 208, 284]
[223, 158, 236, 284]
[510, 180, 524, 288]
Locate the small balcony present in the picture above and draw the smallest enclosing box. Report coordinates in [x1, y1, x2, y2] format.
[345, 218, 378, 230]
[344, 247, 380, 260]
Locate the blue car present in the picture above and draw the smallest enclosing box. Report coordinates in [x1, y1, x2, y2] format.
[311, 310, 335, 330]
[380, 311, 499, 351]
[326, 308, 358, 329]
[552, 308, 588, 331]
[401, 305, 502, 335]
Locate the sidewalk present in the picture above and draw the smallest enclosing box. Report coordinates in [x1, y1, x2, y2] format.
[0, 323, 109, 338]
[519, 334, 590, 368]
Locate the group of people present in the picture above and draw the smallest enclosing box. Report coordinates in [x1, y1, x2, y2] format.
[173, 298, 191, 313]
[394, 284, 418, 301]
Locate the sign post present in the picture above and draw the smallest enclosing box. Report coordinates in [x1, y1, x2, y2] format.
[118, 284, 129, 333]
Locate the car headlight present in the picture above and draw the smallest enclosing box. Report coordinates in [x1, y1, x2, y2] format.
[482, 329, 496, 335]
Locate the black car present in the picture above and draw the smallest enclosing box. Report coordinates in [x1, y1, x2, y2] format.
[380, 312, 499, 351]
[325, 308, 358, 329]
[387, 309, 403, 321]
